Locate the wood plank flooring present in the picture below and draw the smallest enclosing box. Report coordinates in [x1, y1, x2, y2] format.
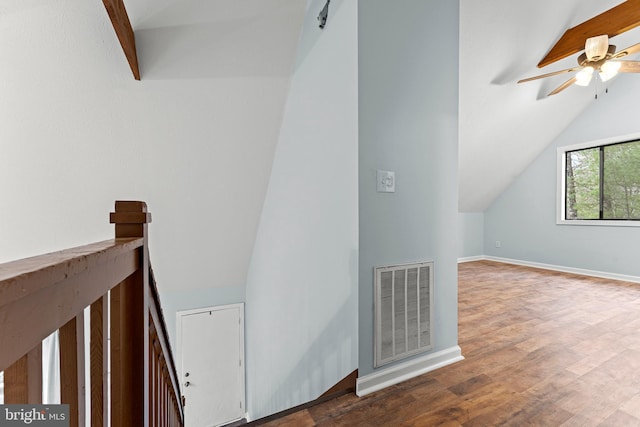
[259, 260, 640, 426]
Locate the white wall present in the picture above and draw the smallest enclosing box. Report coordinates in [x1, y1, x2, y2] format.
[358, 0, 460, 376]
[245, 0, 359, 419]
[458, 213, 484, 259]
[484, 74, 640, 276]
[0, 1, 303, 302]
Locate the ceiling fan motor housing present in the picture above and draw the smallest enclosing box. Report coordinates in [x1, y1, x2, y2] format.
[578, 45, 616, 69]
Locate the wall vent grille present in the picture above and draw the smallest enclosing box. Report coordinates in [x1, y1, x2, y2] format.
[374, 261, 434, 368]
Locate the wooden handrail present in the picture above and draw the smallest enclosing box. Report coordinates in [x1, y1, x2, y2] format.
[0, 201, 184, 426]
[0, 238, 142, 370]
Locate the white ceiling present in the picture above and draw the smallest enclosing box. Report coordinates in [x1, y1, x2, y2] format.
[126, 0, 296, 30]
[127, 0, 306, 80]
[123, 0, 640, 212]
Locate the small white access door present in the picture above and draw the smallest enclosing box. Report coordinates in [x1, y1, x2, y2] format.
[177, 303, 245, 427]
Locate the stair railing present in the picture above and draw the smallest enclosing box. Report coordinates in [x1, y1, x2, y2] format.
[0, 201, 183, 426]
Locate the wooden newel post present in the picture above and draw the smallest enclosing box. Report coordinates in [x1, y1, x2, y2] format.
[110, 201, 152, 239]
[109, 201, 151, 426]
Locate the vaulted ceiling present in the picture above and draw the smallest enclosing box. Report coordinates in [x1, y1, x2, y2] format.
[114, 0, 640, 213]
[459, 0, 640, 211]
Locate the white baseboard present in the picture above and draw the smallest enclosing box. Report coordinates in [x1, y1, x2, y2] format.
[458, 256, 484, 263]
[356, 346, 463, 397]
[478, 255, 640, 284]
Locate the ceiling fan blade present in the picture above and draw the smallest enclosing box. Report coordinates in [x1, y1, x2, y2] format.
[585, 35, 609, 61]
[548, 77, 578, 96]
[517, 67, 581, 84]
[613, 42, 640, 59]
[617, 60, 640, 73]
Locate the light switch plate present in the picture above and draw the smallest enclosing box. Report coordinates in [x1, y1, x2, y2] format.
[377, 170, 395, 193]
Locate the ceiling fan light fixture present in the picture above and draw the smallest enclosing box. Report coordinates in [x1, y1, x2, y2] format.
[599, 60, 622, 82]
[585, 35, 609, 60]
[575, 66, 594, 86]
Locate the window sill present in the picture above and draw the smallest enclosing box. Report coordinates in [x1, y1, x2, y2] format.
[557, 219, 640, 227]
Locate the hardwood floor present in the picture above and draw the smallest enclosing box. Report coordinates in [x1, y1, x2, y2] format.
[259, 260, 640, 426]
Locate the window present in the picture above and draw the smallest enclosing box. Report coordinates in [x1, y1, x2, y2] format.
[559, 135, 640, 225]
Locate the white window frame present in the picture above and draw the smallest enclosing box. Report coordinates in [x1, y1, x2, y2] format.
[557, 131, 640, 227]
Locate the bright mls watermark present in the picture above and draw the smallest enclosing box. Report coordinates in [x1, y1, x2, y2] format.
[0, 405, 69, 426]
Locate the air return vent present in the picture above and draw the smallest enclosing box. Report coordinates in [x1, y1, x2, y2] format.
[374, 261, 434, 368]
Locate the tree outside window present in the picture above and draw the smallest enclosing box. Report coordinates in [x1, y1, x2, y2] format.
[566, 140, 640, 220]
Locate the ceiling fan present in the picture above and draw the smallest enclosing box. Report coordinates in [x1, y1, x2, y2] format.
[518, 35, 640, 96]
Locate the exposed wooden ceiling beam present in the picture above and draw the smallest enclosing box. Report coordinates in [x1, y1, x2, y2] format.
[101, 0, 140, 80]
[538, 0, 640, 68]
